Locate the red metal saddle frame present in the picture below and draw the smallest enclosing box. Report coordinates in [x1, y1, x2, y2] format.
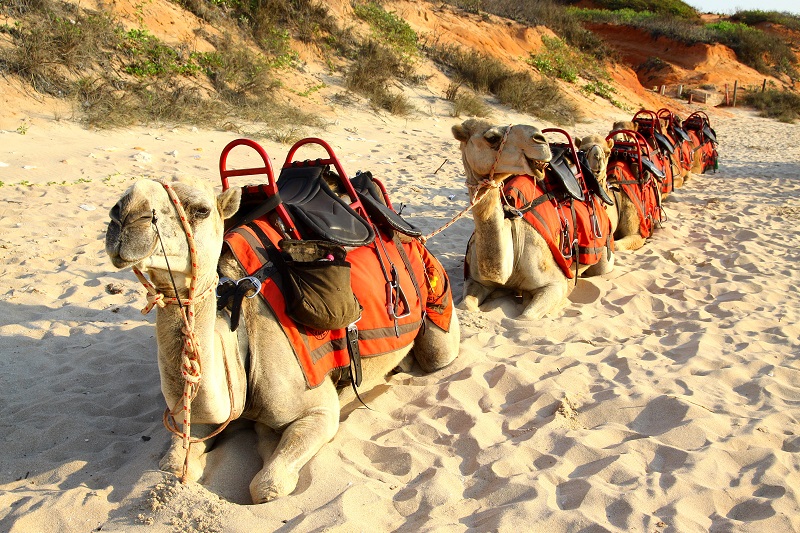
[219, 137, 392, 239]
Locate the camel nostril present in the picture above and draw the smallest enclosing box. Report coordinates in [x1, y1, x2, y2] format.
[532, 133, 547, 144]
[123, 210, 154, 228]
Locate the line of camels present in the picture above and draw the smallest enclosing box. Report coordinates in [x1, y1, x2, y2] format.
[105, 107, 717, 502]
[454, 107, 718, 320]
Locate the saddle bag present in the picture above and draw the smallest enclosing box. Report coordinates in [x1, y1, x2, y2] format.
[280, 239, 361, 331]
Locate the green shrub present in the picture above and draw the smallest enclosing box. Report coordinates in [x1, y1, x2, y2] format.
[528, 35, 609, 83]
[446, 84, 491, 117]
[495, 73, 580, 124]
[352, 1, 418, 56]
[731, 10, 800, 32]
[741, 89, 800, 123]
[575, 0, 698, 19]
[425, 42, 509, 93]
[345, 40, 415, 114]
[426, 42, 579, 124]
[440, 0, 615, 60]
[120, 29, 202, 77]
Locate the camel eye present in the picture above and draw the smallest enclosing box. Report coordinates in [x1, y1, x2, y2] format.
[484, 130, 503, 149]
[193, 206, 211, 220]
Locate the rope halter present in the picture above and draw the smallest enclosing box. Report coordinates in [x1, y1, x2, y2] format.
[129, 180, 232, 483]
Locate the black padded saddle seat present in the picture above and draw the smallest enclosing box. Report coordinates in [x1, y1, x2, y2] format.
[546, 146, 584, 202]
[610, 143, 666, 182]
[277, 165, 375, 246]
[673, 126, 692, 144]
[350, 171, 421, 237]
[654, 131, 676, 154]
[702, 124, 717, 143]
[641, 156, 666, 181]
[577, 150, 614, 206]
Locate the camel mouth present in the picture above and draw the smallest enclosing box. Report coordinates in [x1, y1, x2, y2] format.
[525, 155, 550, 174]
[105, 219, 159, 270]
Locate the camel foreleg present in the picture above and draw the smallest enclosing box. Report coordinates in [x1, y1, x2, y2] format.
[459, 278, 495, 312]
[518, 279, 569, 320]
[159, 426, 217, 483]
[614, 234, 647, 251]
[249, 403, 340, 503]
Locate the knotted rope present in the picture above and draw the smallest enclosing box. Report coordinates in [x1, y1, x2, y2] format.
[131, 180, 235, 483]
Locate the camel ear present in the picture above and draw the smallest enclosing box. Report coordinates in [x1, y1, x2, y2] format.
[606, 138, 615, 150]
[452, 123, 470, 142]
[575, 137, 583, 149]
[217, 187, 241, 220]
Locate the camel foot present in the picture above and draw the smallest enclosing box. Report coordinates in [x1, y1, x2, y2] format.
[250, 468, 299, 503]
[615, 235, 646, 251]
[159, 447, 204, 483]
[458, 295, 481, 312]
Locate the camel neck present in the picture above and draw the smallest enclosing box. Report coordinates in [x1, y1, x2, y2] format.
[470, 185, 514, 284]
[154, 279, 246, 425]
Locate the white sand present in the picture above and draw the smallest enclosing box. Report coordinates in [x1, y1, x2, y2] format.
[1, 102, 800, 532]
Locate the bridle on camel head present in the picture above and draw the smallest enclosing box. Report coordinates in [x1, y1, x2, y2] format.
[130, 179, 236, 483]
[424, 125, 549, 242]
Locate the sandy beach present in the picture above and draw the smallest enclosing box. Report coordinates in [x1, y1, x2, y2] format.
[1, 99, 800, 532]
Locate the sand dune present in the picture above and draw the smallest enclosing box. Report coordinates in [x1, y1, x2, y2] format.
[1, 105, 800, 532]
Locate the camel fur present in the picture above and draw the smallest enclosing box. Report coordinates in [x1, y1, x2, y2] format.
[105, 177, 459, 503]
[577, 134, 648, 251]
[452, 119, 614, 320]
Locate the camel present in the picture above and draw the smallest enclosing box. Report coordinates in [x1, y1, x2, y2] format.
[657, 109, 698, 185]
[577, 134, 648, 251]
[451, 119, 614, 320]
[105, 177, 460, 503]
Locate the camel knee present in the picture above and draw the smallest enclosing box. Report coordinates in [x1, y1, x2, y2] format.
[461, 280, 494, 311]
[251, 408, 339, 502]
[517, 282, 568, 320]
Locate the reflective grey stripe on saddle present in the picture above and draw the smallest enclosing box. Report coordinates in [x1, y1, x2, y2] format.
[277, 165, 375, 246]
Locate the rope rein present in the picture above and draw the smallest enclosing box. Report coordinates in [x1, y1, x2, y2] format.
[422, 125, 512, 243]
[131, 180, 235, 483]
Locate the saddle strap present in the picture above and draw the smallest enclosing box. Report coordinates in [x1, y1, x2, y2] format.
[392, 233, 425, 329]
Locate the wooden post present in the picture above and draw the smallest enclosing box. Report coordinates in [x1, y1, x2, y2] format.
[688, 93, 694, 104]
[725, 84, 729, 106]
[732, 80, 738, 107]
[678, 85, 683, 98]
[762, 79, 767, 92]
[660, 85, 666, 95]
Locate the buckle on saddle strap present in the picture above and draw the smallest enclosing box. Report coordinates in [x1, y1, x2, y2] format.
[346, 322, 362, 387]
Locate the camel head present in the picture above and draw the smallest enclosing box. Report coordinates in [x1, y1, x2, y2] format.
[105, 177, 241, 289]
[612, 120, 635, 132]
[452, 119, 552, 188]
[577, 134, 614, 189]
